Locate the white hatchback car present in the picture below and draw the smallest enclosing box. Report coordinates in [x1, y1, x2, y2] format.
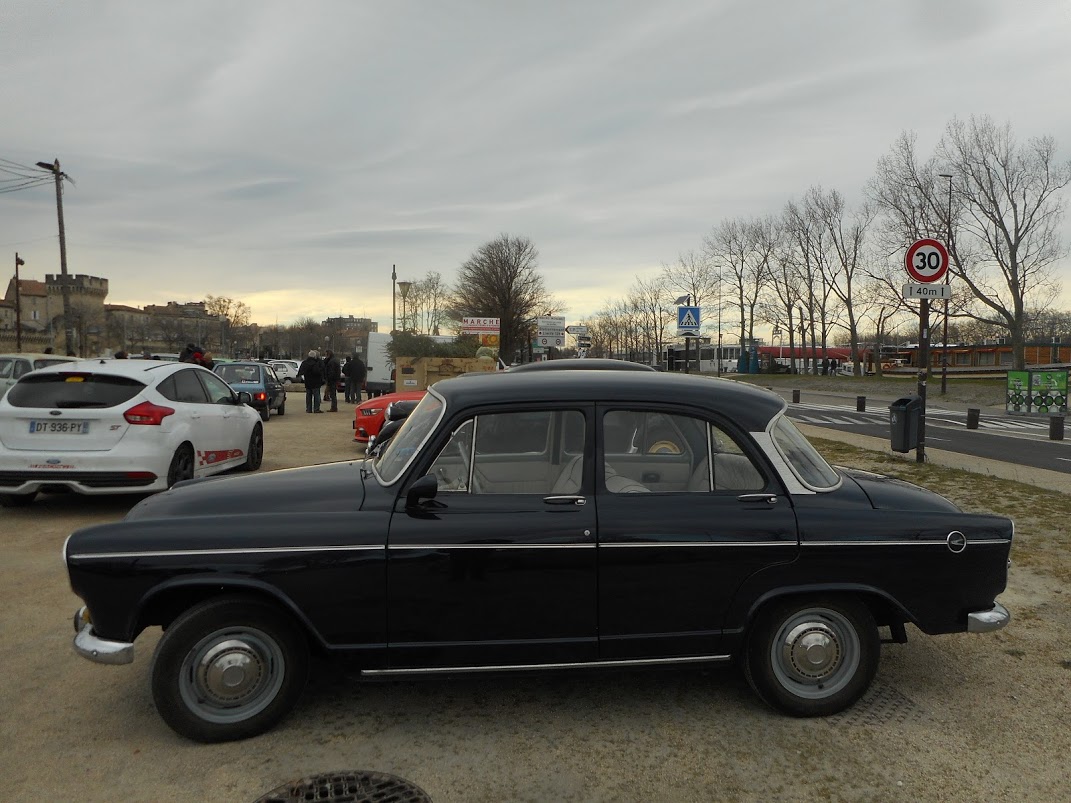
[0, 352, 76, 399]
[268, 360, 300, 384]
[0, 358, 264, 507]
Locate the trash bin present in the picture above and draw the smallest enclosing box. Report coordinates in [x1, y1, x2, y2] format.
[889, 395, 922, 453]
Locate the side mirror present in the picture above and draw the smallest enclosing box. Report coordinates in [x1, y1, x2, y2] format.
[406, 474, 438, 508]
[237, 391, 253, 405]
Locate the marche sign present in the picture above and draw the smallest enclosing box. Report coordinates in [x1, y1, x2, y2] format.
[677, 306, 701, 336]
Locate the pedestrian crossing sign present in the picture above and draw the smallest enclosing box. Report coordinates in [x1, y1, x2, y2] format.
[677, 306, 701, 336]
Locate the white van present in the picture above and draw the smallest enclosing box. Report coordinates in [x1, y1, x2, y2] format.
[364, 332, 393, 395]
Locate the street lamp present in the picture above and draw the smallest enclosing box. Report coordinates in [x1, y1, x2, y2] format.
[397, 281, 412, 333]
[391, 264, 397, 335]
[938, 173, 953, 395]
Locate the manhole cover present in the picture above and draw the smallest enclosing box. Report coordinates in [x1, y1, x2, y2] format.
[826, 683, 927, 726]
[254, 771, 432, 803]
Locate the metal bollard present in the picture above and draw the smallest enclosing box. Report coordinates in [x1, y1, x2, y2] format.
[792, 389, 800, 403]
[966, 408, 980, 429]
[1050, 415, 1064, 441]
[856, 396, 866, 412]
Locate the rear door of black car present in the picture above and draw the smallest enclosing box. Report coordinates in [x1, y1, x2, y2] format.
[594, 405, 799, 660]
[386, 405, 598, 668]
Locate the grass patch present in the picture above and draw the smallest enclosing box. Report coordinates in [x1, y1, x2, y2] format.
[807, 436, 1071, 584]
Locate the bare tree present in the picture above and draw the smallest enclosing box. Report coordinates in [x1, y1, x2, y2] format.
[205, 295, 251, 327]
[452, 235, 555, 362]
[870, 117, 1071, 369]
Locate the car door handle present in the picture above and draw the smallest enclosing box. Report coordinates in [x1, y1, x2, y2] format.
[544, 495, 586, 506]
[737, 493, 777, 505]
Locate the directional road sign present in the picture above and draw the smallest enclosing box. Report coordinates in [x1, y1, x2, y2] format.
[565, 325, 589, 336]
[677, 306, 701, 336]
[905, 239, 949, 283]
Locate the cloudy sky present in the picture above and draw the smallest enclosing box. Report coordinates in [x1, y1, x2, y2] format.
[3, 0, 1071, 332]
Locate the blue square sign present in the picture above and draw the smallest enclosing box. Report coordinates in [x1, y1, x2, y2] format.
[677, 306, 700, 335]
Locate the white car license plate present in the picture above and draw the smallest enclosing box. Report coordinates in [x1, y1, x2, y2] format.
[29, 420, 91, 435]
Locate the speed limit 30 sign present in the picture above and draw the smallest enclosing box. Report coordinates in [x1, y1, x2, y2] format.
[905, 238, 949, 283]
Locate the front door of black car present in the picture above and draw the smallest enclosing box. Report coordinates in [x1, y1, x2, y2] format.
[594, 407, 800, 660]
[386, 407, 597, 669]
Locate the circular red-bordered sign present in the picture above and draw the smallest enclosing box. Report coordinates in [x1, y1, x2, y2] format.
[905, 238, 949, 283]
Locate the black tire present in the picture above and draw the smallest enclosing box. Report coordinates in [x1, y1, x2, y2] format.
[149, 596, 309, 743]
[743, 596, 879, 717]
[166, 444, 195, 488]
[0, 491, 37, 507]
[276, 398, 286, 416]
[244, 425, 264, 472]
[260, 404, 271, 422]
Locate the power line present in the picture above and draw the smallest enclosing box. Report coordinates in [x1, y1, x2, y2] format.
[0, 177, 53, 195]
[0, 156, 43, 173]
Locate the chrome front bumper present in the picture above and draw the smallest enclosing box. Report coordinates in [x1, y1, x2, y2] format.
[967, 601, 1010, 633]
[72, 607, 134, 665]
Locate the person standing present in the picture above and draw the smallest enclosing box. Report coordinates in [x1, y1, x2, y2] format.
[297, 350, 325, 413]
[323, 349, 341, 412]
[344, 354, 366, 403]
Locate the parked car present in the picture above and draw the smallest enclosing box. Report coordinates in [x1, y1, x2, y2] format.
[215, 361, 286, 421]
[0, 358, 263, 506]
[64, 370, 1012, 742]
[0, 352, 75, 399]
[352, 389, 426, 444]
[269, 360, 300, 385]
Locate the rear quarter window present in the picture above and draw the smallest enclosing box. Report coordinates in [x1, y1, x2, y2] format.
[6, 374, 145, 409]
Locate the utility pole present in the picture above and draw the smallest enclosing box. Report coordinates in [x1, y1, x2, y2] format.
[939, 173, 953, 395]
[36, 159, 74, 356]
[391, 264, 397, 335]
[14, 253, 25, 352]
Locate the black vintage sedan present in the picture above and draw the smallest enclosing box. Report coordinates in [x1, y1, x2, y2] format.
[65, 371, 1012, 742]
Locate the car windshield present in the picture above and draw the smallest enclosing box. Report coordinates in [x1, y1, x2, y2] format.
[770, 415, 840, 490]
[6, 373, 146, 409]
[217, 365, 260, 384]
[373, 392, 445, 485]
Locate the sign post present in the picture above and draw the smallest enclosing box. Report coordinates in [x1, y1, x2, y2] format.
[904, 238, 950, 464]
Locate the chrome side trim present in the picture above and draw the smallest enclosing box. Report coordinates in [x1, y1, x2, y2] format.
[362, 654, 731, 676]
[69, 544, 385, 560]
[74, 624, 134, 665]
[600, 541, 793, 548]
[967, 602, 1010, 633]
[390, 543, 594, 550]
[803, 539, 1009, 547]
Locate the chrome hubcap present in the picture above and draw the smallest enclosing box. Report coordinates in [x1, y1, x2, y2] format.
[782, 623, 841, 682]
[198, 640, 265, 705]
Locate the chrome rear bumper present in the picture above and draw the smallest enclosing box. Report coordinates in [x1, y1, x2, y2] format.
[967, 601, 1010, 633]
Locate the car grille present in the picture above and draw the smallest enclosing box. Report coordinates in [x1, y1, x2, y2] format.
[0, 471, 157, 488]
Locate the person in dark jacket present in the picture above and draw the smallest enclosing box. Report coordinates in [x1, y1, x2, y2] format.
[297, 350, 325, 413]
[343, 355, 366, 403]
[323, 349, 341, 412]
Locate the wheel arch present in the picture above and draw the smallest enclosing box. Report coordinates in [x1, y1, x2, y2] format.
[738, 583, 916, 636]
[134, 577, 329, 652]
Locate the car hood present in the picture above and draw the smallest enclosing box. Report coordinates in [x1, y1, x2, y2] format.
[125, 460, 368, 521]
[837, 467, 961, 513]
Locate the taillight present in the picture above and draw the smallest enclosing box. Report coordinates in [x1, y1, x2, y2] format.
[124, 401, 175, 425]
[255, 392, 267, 401]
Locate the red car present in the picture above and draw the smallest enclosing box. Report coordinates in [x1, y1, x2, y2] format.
[352, 390, 426, 444]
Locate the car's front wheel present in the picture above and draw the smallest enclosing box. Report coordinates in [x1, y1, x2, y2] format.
[743, 596, 878, 717]
[150, 596, 309, 742]
[244, 425, 264, 471]
[166, 444, 195, 488]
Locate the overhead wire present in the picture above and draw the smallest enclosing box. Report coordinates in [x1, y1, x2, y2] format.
[0, 177, 54, 195]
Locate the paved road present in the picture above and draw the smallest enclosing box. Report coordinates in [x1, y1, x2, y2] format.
[783, 396, 1071, 475]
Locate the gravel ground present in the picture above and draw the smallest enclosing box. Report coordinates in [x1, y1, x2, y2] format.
[2, 399, 1069, 802]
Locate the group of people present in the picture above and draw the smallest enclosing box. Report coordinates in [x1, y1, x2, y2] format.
[296, 350, 366, 414]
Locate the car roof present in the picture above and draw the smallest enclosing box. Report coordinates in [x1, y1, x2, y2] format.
[432, 371, 786, 432]
[25, 358, 194, 380]
[509, 358, 656, 373]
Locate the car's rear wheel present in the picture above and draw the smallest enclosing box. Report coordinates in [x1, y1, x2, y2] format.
[743, 596, 878, 717]
[149, 596, 309, 742]
[166, 444, 195, 488]
[244, 425, 264, 471]
[0, 491, 37, 508]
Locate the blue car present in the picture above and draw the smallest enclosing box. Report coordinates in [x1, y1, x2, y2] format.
[215, 361, 286, 421]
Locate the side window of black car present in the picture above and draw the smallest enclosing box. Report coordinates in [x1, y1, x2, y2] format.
[705, 422, 765, 493]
